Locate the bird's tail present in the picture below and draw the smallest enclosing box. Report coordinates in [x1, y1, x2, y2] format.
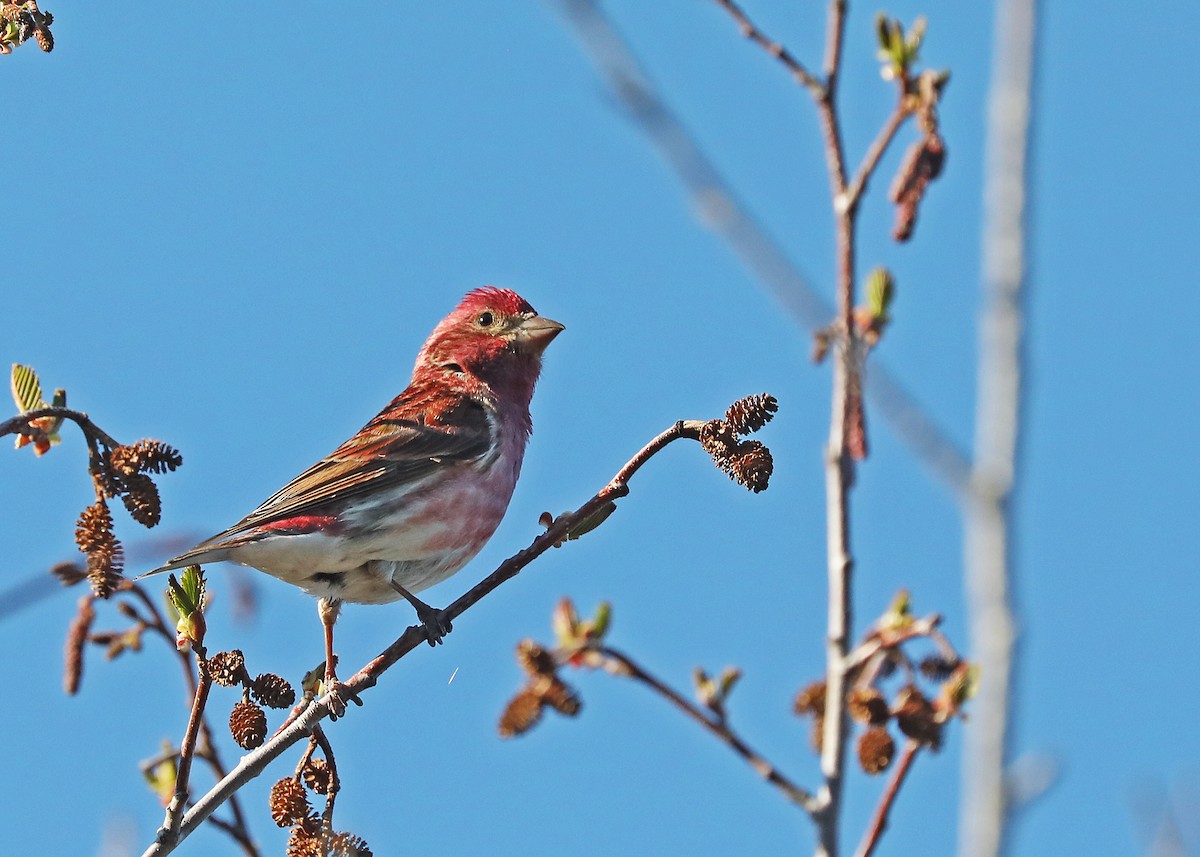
[136, 547, 229, 580]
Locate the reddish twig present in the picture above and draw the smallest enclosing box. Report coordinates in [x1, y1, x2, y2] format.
[845, 88, 913, 214]
[711, 0, 822, 94]
[157, 644, 212, 845]
[0, 405, 121, 449]
[311, 726, 340, 839]
[854, 740, 921, 857]
[597, 645, 817, 810]
[120, 580, 258, 856]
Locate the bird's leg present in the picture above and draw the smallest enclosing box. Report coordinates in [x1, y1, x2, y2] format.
[389, 580, 453, 646]
[316, 597, 360, 719]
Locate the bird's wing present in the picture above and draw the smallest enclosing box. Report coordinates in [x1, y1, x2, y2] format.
[144, 395, 493, 573]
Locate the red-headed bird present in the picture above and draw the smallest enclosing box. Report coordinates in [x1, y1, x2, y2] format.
[143, 287, 563, 701]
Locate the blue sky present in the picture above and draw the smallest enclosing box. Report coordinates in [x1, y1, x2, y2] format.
[3, 2, 1198, 855]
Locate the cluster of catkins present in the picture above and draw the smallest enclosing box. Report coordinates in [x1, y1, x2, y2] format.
[794, 652, 961, 775]
[0, 1, 52, 53]
[498, 639, 583, 738]
[75, 439, 182, 597]
[269, 762, 372, 856]
[207, 649, 297, 750]
[699, 393, 778, 493]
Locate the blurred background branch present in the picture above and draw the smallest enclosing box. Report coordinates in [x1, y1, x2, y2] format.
[960, 0, 1037, 854]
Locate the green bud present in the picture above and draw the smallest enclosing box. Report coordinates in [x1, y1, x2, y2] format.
[587, 601, 612, 640]
[866, 268, 896, 320]
[718, 667, 742, 699]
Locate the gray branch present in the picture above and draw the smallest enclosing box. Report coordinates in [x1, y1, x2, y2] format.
[959, 0, 1038, 854]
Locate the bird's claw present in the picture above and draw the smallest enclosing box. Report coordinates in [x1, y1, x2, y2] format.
[322, 674, 363, 721]
[415, 605, 452, 647]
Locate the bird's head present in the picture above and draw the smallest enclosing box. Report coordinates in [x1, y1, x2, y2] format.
[415, 287, 564, 408]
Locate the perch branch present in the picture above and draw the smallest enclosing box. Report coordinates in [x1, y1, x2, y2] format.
[139, 418, 720, 856]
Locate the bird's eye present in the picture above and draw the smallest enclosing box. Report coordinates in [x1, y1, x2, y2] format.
[477, 311, 495, 327]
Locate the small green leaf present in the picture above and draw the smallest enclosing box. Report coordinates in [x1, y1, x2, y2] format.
[587, 601, 612, 640]
[567, 501, 617, 540]
[946, 663, 981, 707]
[881, 588, 914, 630]
[718, 666, 742, 699]
[906, 16, 927, 59]
[10, 364, 46, 413]
[875, 12, 891, 52]
[167, 566, 205, 618]
[552, 597, 580, 646]
[693, 667, 717, 707]
[866, 268, 896, 320]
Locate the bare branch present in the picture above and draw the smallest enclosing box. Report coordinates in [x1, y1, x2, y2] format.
[157, 644, 212, 846]
[0, 405, 121, 450]
[598, 645, 818, 811]
[845, 89, 913, 213]
[710, 0, 823, 95]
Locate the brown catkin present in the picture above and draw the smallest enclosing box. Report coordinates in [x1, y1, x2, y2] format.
[120, 472, 162, 527]
[108, 439, 183, 475]
[725, 394, 779, 434]
[269, 777, 311, 827]
[498, 688, 543, 739]
[286, 824, 322, 857]
[728, 441, 773, 493]
[251, 673, 297, 709]
[51, 561, 87, 587]
[894, 686, 943, 749]
[63, 595, 95, 695]
[847, 688, 891, 725]
[329, 832, 373, 857]
[539, 677, 582, 716]
[857, 727, 896, 774]
[515, 639, 557, 677]
[794, 680, 827, 717]
[75, 501, 113, 553]
[302, 757, 331, 795]
[229, 700, 267, 750]
[699, 420, 738, 462]
[208, 650, 247, 687]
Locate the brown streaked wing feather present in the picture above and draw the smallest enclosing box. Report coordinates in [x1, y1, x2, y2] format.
[197, 392, 493, 548]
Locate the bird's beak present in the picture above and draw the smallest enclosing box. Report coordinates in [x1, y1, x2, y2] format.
[515, 315, 565, 355]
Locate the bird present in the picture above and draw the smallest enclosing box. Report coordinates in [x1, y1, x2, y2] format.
[142, 287, 563, 707]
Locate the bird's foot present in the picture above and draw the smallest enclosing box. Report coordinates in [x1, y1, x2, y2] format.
[321, 669, 362, 721]
[413, 602, 453, 647]
[390, 580, 453, 646]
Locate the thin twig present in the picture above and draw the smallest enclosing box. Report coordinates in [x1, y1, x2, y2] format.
[854, 740, 921, 857]
[960, 0, 1037, 855]
[0, 405, 121, 448]
[157, 644, 212, 845]
[199, 813, 257, 856]
[550, 0, 972, 498]
[139, 417, 719, 856]
[845, 88, 912, 213]
[123, 579, 257, 855]
[312, 726, 339, 837]
[710, 0, 822, 95]
[842, 614, 943, 674]
[597, 645, 817, 811]
[823, 0, 847, 92]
